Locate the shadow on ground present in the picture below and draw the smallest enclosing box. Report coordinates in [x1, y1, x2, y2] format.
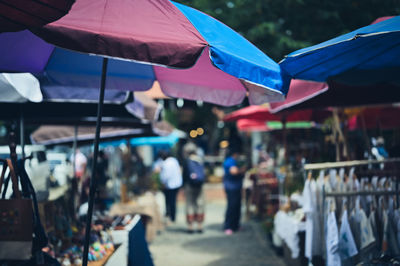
[205, 223, 224, 232]
[178, 223, 284, 266]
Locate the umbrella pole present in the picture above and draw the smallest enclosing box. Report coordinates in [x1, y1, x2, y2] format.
[82, 58, 108, 266]
[20, 106, 25, 158]
[72, 125, 78, 177]
[282, 117, 287, 162]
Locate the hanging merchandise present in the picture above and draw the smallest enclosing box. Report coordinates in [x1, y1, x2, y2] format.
[339, 210, 358, 260]
[326, 211, 341, 266]
[302, 178, 323, 260]
[359, 208, 375, 250]
[302, 158, 400, 265]
[0, 159, 33, 260]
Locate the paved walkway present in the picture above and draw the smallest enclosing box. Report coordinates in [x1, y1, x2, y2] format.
[149, 184, 284, 266]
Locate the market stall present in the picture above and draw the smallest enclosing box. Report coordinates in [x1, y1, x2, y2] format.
[272, 158, 400, 266]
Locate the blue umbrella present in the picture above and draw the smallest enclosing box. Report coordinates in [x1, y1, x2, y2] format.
[280, 16, 400, 85]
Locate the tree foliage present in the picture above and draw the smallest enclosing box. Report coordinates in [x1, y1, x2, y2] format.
[176, 0, 400, 61]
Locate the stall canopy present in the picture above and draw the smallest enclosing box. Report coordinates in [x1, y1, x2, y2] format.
[280, 16, 399, 85]
[31, 125, 155, 146]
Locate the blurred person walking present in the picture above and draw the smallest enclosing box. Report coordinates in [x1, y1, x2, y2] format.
[159, 150, 182, 223]
[71, 148, 87, 179]
[223, 148, 247, 235]
[183, 147, 206, 233]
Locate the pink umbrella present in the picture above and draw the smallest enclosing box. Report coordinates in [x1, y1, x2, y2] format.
[4, 1, 289, 264]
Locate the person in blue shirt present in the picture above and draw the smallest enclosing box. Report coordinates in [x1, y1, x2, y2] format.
[223, 148, 247, 235]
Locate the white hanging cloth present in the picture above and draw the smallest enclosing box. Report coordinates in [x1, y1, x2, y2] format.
[303, 179, 323, 260]
[339, 210, 358, 259]
[359, 208, 375, 249]
[326, 211, 341, 266]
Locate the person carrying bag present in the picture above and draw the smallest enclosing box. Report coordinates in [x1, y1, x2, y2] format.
[183, 150, 206, 233]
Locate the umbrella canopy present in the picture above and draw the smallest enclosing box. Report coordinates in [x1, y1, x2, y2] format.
[270, 80, 400, 111]
[0, 0, 74, 32]
[31, 125, 155, 146]
[223, 105, 316, 122]
[0, 73, 42, 102]
[0, 1, 289, 263]
[269, 79, 328, 113]
[0, 73, 162, 125]
[347, 106, 400, 130]
[128, 92, 163, 122]
[0, 0, 290, 106]
[280, 16, 399, 85]
[41, 83, 162, 122]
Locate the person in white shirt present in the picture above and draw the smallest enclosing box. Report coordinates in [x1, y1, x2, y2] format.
[159, 150, 182, 223]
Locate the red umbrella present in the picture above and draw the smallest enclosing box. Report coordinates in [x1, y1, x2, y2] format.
[236, 119, 270, 132]
[0, 0, 74, 32]
[223, 105, 315, 122]
[224, 105, 278, 122]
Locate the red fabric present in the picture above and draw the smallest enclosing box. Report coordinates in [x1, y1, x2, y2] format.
[0, 0, 74, 32]
[236, 119, 270, 132]
[269, 79, 328, 113]
[348, 106, 400, 130]
[371, 16, 394, 25]
[34, 0, 207, 68]
[224, 106, 278, 122]
[224, 105, 315, 122]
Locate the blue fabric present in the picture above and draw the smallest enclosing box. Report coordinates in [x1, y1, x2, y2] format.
[40, 48, 155, 91]
[281, 16, 400, 84]
[172, 1, 290, 96]
[223, 157, 243, 190]
[41, 85, 130, 103]
[128, 218, 154, 266]
[130, 133, 180, 147]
